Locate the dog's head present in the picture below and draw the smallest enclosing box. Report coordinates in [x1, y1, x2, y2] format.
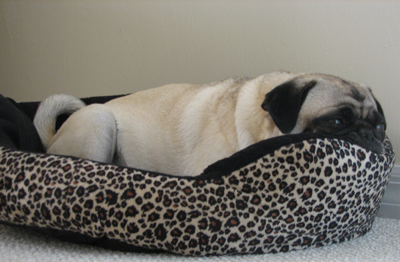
[262, 73, 386, 154]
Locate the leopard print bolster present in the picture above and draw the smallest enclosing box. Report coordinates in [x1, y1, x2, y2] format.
[0, 135, 395, 256]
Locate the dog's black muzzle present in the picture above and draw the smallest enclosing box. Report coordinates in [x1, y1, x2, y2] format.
[340, 126, 385, 155]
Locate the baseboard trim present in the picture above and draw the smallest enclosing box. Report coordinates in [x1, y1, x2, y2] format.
[377, 165, 400, 219]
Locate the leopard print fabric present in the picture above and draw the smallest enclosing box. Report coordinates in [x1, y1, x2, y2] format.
[0, 137, 395, 256]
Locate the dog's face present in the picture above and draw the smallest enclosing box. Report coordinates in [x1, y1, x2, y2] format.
[262, 73, 386, 154]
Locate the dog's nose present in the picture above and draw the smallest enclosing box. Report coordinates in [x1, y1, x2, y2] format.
[359, 128, 375, 142]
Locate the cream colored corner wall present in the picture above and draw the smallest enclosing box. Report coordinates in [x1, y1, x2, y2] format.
[1, 0, 400, 162]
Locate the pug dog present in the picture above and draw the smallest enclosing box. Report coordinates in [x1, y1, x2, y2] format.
[33, 71, 386, 177]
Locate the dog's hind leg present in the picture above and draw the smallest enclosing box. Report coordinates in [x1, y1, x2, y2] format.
[47, 104, 117, 164]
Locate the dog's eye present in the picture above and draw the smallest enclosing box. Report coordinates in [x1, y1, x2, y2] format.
[329, 119, 342, 127]
[376, 124, 385, 132]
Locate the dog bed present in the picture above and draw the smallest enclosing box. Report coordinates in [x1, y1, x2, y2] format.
[0, 94, 395, 256]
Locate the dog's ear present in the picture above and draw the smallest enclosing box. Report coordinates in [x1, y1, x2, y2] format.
[372, 94, 387, 131]
[368, 88, 386, 130]
[374, 98, 385, 118]
[262, 80, 317, 133]
[369, 89, 385, 118]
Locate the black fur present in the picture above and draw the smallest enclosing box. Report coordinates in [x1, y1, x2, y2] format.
[261, 80, 317, 133]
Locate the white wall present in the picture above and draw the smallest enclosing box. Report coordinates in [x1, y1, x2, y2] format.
[1, 0, 400, 162]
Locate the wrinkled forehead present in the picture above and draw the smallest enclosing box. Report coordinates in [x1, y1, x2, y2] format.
[330, 82, 375, 105]
[301, 76, 378, 117]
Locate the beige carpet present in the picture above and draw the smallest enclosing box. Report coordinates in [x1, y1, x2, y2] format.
[1, 217, 399, 262]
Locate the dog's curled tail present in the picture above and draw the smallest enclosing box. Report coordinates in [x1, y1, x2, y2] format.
[33, 94, 85, 150]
